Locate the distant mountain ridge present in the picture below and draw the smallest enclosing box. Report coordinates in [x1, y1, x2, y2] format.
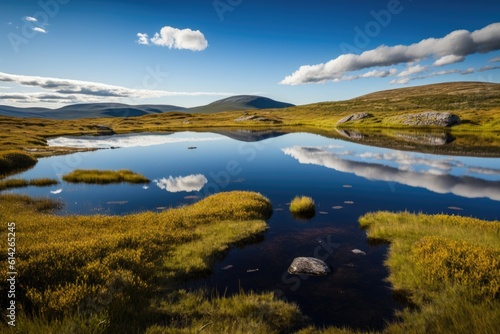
[0, 95, 294, 120]
[1, 82, 499, 120]
[188, 95, 295, 114]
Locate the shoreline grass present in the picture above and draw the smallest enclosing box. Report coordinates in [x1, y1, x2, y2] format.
[0, 177, 59, 191]
[62, 169, 150, 184]
[0, 191, 290, 333]
[0, 150, 38, 178]
[358, 212, 500, 333]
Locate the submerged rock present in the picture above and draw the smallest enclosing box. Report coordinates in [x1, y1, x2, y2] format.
[288, 257, 331, 276]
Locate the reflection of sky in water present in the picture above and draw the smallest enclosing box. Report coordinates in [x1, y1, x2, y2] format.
[47, 132, 227, 149]
[282, 146, 500, 201]
[154, 174, 208, 193]
[9, 131, 500, 215]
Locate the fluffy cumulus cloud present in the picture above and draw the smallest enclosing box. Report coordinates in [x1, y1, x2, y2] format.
[281, 22, 500, 85]
[154, 174, 208, 193]
[137, 26, 208, 51]
[0, 71, 231, 104]
[136, 33, 149, 45]
[23, 16, 37, 22]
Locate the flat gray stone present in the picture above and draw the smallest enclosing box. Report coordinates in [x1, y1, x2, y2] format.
[288, 257, 330, 276]
[336, 112, 372, 125]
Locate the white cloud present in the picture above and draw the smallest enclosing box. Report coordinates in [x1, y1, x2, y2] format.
[23, 16, 38, 22]
[389, 77, 410, 85]
[47, 133, 226, 149]
[390, 67, 477, 85]
[461, 67, 475, 74]
[33, 27, 47, 33]
[397, 64, 428, 77]
[0, 71, 232, 104]
[489, 56, 500, 62]
[138, 26, 208, 51]
[433, 55, 465, 66]
[154, 174, 208, 193]
[478, 65, 500, 72]
[360, 68, 397, 78]
[281, 22, 500, 85]
[136, 33, 149, 45]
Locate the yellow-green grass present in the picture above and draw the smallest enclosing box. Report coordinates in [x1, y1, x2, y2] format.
[62, 169, 150, 184]
[290, 195, 316, 218]
[0, 150, 38, 177]
[0, 177, 59, 191]
[0, 191, 290, 333]
[359, 212, 500, 334]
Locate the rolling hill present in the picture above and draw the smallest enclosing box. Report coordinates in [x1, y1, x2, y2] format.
[187, 95, 295, 114]
[0, 103, 186, 120]
[0, 95, 294, 120]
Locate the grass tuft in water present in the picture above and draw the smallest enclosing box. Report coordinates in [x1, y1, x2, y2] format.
[290, 195, 316, 219]
[62, 169, 150, 184]
[0, 177, 59, 191]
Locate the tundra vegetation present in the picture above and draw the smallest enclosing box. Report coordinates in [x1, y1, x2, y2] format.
[0, 82, 499, 332]
[2, 192, 498, 333]
[358, 212, 500, 334]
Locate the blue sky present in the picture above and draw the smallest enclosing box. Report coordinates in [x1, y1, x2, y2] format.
[0, 0, 499, 108]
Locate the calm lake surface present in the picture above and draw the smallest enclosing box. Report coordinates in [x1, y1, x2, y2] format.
[9, 131, 500, 330]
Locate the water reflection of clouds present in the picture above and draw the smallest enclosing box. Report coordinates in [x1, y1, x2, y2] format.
[358, 151, 465, 172]
[154, 174, 208, 193]
[48, 134, 226, 149]
[282, 146, 500, 201]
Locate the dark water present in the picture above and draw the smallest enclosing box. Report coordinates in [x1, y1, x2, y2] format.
[8, 131, 500, 330]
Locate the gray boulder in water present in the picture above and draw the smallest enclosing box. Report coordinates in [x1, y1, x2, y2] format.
[288, 257, 331, 276]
